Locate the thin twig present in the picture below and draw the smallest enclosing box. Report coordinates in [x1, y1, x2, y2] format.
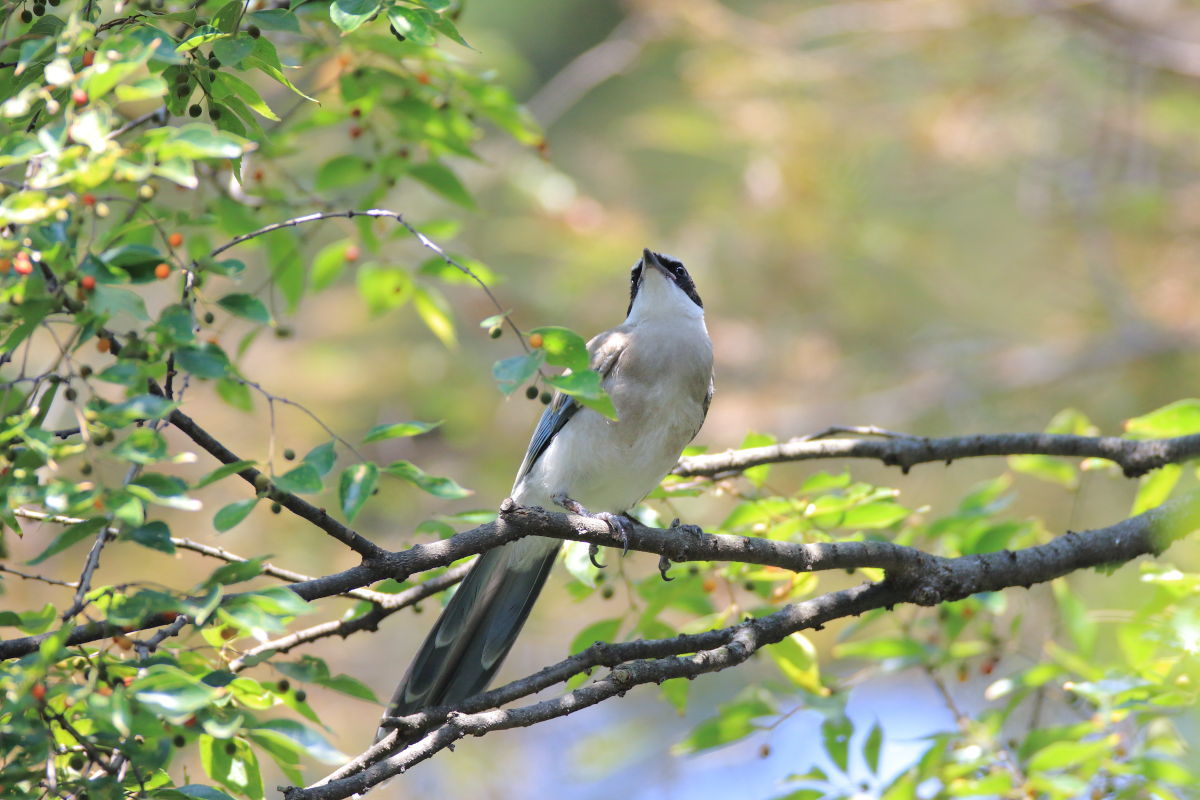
[227, 562, 470, 672]
[205, 209, 533, 351]
[0, 564, 79, 589]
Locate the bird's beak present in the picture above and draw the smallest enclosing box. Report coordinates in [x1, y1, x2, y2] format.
[642, 248, 668, 276]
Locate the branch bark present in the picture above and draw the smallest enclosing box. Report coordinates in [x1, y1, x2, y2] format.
[292, 490, 1200, 799]
[674, 430, 1200, 478]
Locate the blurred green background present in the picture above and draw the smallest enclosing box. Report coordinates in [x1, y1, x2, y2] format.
[13, 0, 1200, 796]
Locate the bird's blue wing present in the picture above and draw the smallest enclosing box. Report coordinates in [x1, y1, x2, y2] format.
[512, 393, 579, 487]
[511, 330, 625, 487]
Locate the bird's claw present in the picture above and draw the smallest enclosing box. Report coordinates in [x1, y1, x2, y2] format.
[596, 511, 633, 556]
[657, 554, 674, 582]
[553, 494, 635, 561]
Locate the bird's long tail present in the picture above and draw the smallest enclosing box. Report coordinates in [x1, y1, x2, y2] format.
[376, 536, 561, 742]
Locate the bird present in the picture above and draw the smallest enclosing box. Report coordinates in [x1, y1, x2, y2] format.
[380, 248, 714, 736]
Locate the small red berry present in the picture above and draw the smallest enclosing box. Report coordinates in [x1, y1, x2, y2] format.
[528, 333, 544, 349]
[167, 232, 184, 247]
[344, 244, 360, 262]
[154, 262, 170, 280]
[30, 684, 46, 702]
[96, 337, 111, 354]
[82, 193, 96, 207]
[350, 107, 362, 118]
[72, 88, 88, 107]
[14, 255, 33, 276]
[349, 125, 362, 139]
[80, 275, 96, 291]
[82, 51, 95, 68]
[416, 72, 431, 85]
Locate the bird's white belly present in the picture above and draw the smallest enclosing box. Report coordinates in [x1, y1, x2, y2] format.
[512, 382, 704, 513]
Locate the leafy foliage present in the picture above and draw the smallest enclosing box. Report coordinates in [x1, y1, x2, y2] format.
[1, 1, 1199, 799]
[0, 1, 546, 797]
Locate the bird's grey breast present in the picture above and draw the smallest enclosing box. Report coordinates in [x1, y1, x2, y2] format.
[516, 316, 711, 512]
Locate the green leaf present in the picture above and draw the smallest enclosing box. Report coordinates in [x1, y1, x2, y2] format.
[338, 462, 379, 521]
[320, 673, 379, 702]
[1027, 739, 1111, 772]
[765, 632, 822, 694]
[546, 371, 618, 420]
[315, 154, 370, 192]
[214, 498, 258, 532]
[833, 637, 929, 662]
[96, 394, 176, 425]
[248, 9, 300, 33]
[364, 420, 443, 442]
[310, 239, 353, 290]
[492, 353, 541, 395]
[195, 459, 256, 489]
[672, 696, 774, 755]
[155, 124, 253, 160]
[275, 463, 323, 494]
[203, 557, 265, 588]
[123, 521, 176, 554]
[413, 285, 457, 348]
[739, 431, 776, 488]
[113, 428, 169, 464]
[200, 735, 264, 800]
[409, 162, 474, 208]
[213, 69, 279, 121]
[244, 36, 314, 101]
[529, 326, 589, 371]
[569, 618, 621, 655]
[249, 720, 347, 764]
[429, 12, 471, 48]
[821, 714, 853, 772]
[384, 460, 471, 499]
[217, 377, 253, 411]
[172, 785, 238, 800]
[1132, 463, 1182, 515]
[28, 517, 105, 565]
[1125, 399, 1200, 438]
[217, 292, 272, 324]
[175, 343, 231, 379]
[387, 6, 438, 45]
[330, 0, 381, 33]
[863, 721, 883, 774]
[304, 441, 337, 477]
[133, 664, 219, 715]
[91, 285, 150, 319]
[1008, 454, 1077, 488]
[212, 36, 255, 68]
[356, 265, 412, 315]
[177, 25, 229, 52]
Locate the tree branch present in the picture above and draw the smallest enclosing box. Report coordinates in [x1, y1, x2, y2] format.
[6, 470, 1197, 661]
[227, 563, 470, 673]
[294, 489, 1200, 798]
[165, 407, 385, 560]
[674, 430, 1200, 479]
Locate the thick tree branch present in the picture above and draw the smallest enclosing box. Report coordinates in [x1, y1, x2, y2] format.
[294, 490, 1200, 799]
[166, 408, 385, 559]
[5, 476, 1198, 660]
[674, 431, 1200, 478]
